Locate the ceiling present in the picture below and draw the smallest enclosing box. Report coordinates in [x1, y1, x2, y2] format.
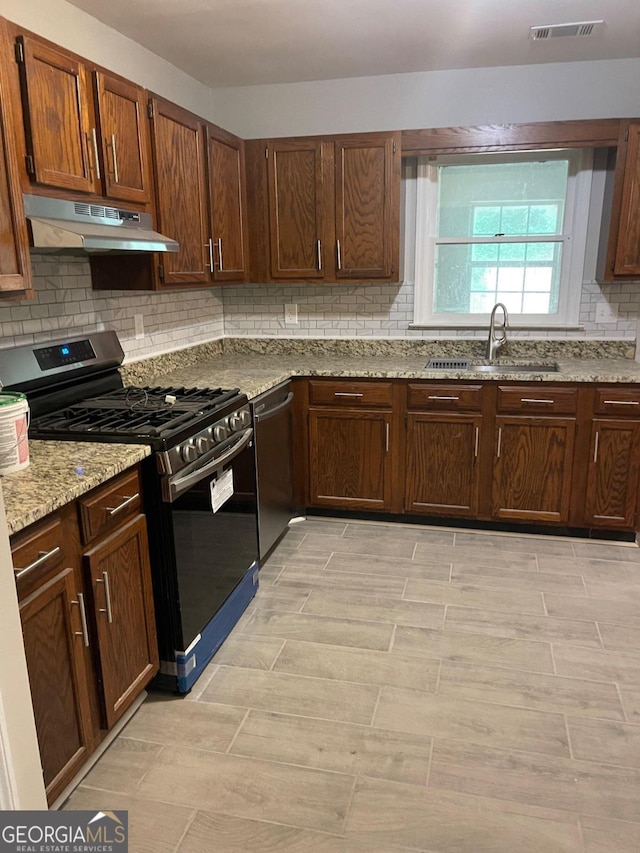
[64, 0, 640, 87]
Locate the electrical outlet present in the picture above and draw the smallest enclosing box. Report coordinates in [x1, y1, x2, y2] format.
[595, 302, 616, 324]
[284, 303, 298, 325]
[134, 313, 145, 339]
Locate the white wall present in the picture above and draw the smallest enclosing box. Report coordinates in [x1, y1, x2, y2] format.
[209, 58, 640, 139]
[0, 0, 213, 118]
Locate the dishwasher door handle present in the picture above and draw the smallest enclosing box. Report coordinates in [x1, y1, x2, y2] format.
[254, 392, 294, 423]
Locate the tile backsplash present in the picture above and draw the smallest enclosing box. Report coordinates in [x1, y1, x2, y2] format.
[0, 254, 224, 361]
[0, 255, 639, 363]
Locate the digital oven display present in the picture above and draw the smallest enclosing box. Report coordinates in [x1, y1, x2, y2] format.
[34, 339, 97, 370]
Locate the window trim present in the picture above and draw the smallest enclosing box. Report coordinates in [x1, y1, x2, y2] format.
[413, 149, 594, 328]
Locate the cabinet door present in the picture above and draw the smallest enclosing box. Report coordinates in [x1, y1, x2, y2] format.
[95, 72, 151, 204]
[584, 419, 640, 529]
[19, 568, 94, 804]
[0, 26, 32, 296]
[84, 514, 158, 728]
[308, 408, 392, 510]
[613, 123, 640, 277]
[149, 98, 210, 286]
[406, 413, 481, 517]
[334, 133, 400, 279]
[16, 36, 98, 194]
[492, 417, 576, 523]
[207, 125, 249, 281]
[267, 139, 326, 279]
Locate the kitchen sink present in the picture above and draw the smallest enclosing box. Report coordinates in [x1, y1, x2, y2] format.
[426, 358, 560, 373]
[471, 362, 560, 373]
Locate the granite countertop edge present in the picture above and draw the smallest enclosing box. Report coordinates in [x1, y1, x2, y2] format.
[3, 442, 151, 537]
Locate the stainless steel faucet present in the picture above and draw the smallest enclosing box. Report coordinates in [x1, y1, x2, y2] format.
[486, 302, 509, 362]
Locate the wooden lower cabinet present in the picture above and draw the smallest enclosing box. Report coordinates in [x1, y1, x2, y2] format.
[405, 413, 481, 517]
[492, 416, 576, 524]
[308, 408, 392, 510]
[84, 514, 158, 728]
[584, 419, 640, 529]
[13, 467, 158, 805]
[19, 567, 94, 804]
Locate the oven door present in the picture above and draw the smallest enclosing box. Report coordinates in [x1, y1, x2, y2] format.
[163, 428, 259, 651]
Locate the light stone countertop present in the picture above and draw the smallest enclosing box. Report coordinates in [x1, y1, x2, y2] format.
[2, 441, 150, 536]
[125, 351, 640, 398]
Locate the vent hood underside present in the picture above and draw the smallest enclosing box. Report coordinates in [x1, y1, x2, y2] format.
[23, 195, 179, 255]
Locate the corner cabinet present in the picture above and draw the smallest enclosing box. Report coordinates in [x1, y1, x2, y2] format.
[12, 465, 158, 805]
[249, 131, 401, 283]
[0, 21, 32, 297]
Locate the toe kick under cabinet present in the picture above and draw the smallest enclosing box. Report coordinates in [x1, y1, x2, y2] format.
[301, 378, 640, 533]
[11, 465, 158, 805]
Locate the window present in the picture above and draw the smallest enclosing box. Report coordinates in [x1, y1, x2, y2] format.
[413, 150, 593, 327]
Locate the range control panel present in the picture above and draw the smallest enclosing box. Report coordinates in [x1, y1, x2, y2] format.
[34, 339, 97, 371]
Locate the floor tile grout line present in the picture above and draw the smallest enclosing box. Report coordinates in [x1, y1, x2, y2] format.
[268, 639, 288, 672]
[172, 808, 199, 853]
[549, 642, 558, 676]
[424, 737, 435, 788]
[594, 621, 606, 650]
[434, 659, 443, 695]
[368, 685, 383, 728]
[563, 714, 575, 760]
[387, 623, 397, 653]
[615, 682, 630, 723]
[225, 707, 251, 754]
[339, 772, 359, 836]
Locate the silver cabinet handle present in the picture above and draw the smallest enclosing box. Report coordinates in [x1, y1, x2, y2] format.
[496, 427, 502, 458]
[385, 422, 390, 452]
[97, 571, 113, 623]
[336, 239, 342, 271]
[594, 431, 600, 464]
[520, 398, 554, 404]
[106, 492, 139, 516]
[91, 128, 101, 179]
[428, 395, 459, 401]
[603, 399, 639, 406]
[14, 546, 61, 580]
[206, 239, 214, 272]
[317, 239, 322, 271]
[72, 592, 90, 647]
[334, 392, 363, 397]
[110, 133, 118, 183]
[217, 237, 223, 271]
[474, 426, 479, 458]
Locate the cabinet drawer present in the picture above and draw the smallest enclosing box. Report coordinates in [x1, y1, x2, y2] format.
[497, 385, 577, 414]
[407, 383, 483, 411]
[11, 514, 66, 587]
[78, 468, 142, 544]
[594, 387, 640, 416]
[309, 380, 393, 407]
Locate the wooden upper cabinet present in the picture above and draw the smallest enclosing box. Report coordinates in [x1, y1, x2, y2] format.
[334, 133, 400, 279]
[16, 35, 99, 194]
[94, 72, 151, 205]
[148, 97, 210, 287]
[267, 138, 327, 279]
[0, 24, 32, 297]
[613, 123, 640, 277]
[207, 125, 248, 282]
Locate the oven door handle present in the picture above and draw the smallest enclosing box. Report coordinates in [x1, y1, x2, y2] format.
[164, 428, 253, 503]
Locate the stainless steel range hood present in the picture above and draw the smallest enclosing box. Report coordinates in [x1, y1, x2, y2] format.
[23, 194, 179, 254]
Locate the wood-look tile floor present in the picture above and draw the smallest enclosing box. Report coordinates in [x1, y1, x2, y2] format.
[65, 519, 640, 852]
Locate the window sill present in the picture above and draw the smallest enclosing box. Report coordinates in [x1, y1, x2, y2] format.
[409, 323, 586, 332]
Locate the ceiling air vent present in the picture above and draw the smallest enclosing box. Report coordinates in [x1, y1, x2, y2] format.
[530, 20, 604, 40]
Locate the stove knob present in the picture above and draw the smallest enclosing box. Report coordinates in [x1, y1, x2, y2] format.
[238, 409, 252, 428]
[181, 440, 198, 463]
[213, 424, 229, 442]
[196, 436, 212, 454]
[227, 412, 246, 431]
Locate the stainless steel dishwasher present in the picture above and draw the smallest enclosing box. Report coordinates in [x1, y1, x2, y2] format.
[251, 380, 296, 559]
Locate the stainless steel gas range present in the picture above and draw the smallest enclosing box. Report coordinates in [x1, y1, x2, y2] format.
[1, 330, 259, 693]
